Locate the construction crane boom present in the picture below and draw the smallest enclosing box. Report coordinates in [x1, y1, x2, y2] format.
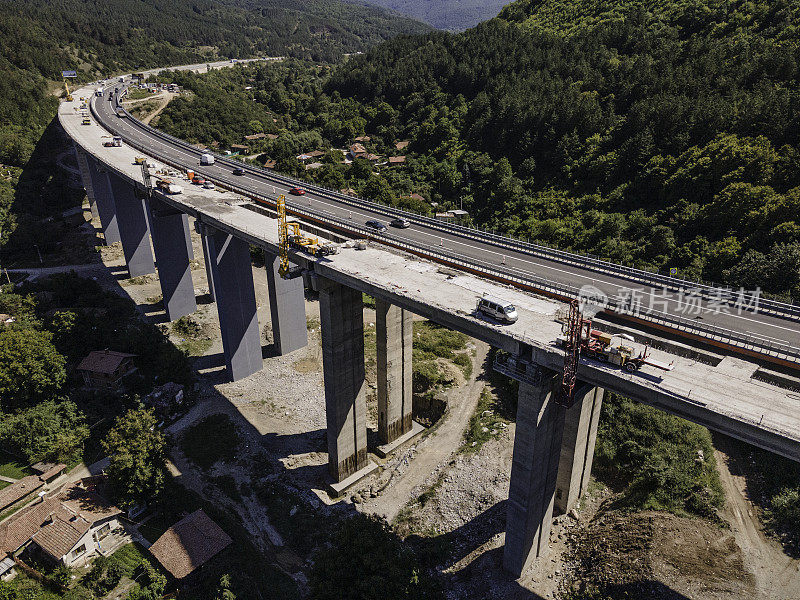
[277, 194, 290, 278]
[559, 299, 584, 407]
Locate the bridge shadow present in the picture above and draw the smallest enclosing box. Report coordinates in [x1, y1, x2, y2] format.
[5, 117, 91, 267]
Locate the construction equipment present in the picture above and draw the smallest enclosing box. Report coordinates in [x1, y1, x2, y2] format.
[277, 195, 336, 279]
[277, 194, 291, 278]
[155, 179, 183, 195]
[102, 136, 122, 148]
[63, 79, 73, 102]
[557, 299, 674, 406]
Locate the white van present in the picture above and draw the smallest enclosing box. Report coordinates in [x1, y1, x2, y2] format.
[200, 153, 215, 165]
[477, 295, 518, 324]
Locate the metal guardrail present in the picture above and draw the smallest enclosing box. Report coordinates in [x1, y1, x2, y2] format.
[105, 92, 800, 321]
[90, 94, 800, 364]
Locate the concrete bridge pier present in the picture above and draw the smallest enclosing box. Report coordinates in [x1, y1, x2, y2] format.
[503, 363, 606, 577]
[106, 173, 155, 277]
[376, 299, 413, 446]
[265, 253, 307, 355]
[76, 151, 120, 245]
[503, 366, 565, 577]
[147, 197, 197, 321]
[318, 277, 371, 486]
[200, 232, 217, 302]
[555, 384, 604, 515]
[72, 144, 99, 221]
[200, 223, 262, 381]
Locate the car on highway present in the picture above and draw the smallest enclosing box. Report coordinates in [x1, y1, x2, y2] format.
[192, 176, 205, 185]
[202, 181, 216, 190]
[390, 217, 410, 229]
[289, 187, 306, 196]
[232, 167, 245, 176]
[365, 220, 388, 232]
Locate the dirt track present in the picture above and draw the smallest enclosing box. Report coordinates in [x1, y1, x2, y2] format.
[714, 435, 800, 600]
[361, 342, 489, 522]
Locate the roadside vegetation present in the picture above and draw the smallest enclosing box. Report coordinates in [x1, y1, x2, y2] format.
[594, 394, 724, 518]
[0, 274, 194, 473]
[171, 315, 213, 357]
[461, 387, 510, 453]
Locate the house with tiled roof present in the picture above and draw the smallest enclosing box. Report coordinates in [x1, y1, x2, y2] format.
[76, 349, 137, 390]
[0, 479, 123, 568]
[349, 143, 368, 159]
[0, 477, 43, 513]
[149, 509, 231, 580]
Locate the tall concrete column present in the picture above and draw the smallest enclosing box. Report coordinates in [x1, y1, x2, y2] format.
[376, 299, 413, 444]
[265, 253, 307, 355]
[79, 153, 120, 245]
[107, 173, 155, 277]
[503, 367, 566, 577]
[319, 277, 368, 481]
[73, 144, 99, 220]
[200, 232, 216, 302]
[148, 197, 196, 322]
[554, 384, 604, 515]
[201, 224, 262, 381]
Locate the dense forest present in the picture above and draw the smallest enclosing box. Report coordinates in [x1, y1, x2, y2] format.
[157, 0, 800, 301]
[360, 0, 508, 31]
[0, 0, 427, 256]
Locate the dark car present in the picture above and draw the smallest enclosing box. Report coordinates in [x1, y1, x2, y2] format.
[365, 220, 388, 232]
[289, 187, 306, 196]
[390, 217, 410, 228]
[232, 167, 245, 176]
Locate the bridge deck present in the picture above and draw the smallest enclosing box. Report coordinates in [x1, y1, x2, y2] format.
[60, 84, 800, 461]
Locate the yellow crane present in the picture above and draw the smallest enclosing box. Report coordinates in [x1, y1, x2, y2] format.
[277, 194, 291, 278]
[277, 194, 338, 279]
[63, 79, 73, 102]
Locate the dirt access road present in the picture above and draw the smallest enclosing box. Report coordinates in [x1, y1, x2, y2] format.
[714, 434, 800, 600]
[361, 343, 490, 522]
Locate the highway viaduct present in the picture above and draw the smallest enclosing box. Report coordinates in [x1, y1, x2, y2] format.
[61, 77, 800, 578]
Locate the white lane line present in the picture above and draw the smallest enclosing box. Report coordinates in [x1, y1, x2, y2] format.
[111, 110, 798, 340]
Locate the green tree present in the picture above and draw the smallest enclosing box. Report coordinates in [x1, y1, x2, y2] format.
[0, 581, 17, 600]
[215, 574, 237, 600]
[0, 399, 88, 464]
[308, 515, 442, 600]
[102, 408, 167, 509]
[0, 327, 66, 410]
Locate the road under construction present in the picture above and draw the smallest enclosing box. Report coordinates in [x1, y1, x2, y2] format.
[61, 72, 800, 578]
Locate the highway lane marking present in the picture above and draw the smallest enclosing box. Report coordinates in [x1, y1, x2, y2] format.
[104, 105, 799, 340]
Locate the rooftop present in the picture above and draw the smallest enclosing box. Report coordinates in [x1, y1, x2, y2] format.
[76, 349, 136, 375]
[0, 479, 121, 556]
[149, 509, 232, 579]
[0, 476, 44, 512]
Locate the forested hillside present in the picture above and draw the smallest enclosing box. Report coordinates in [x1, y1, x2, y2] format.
[360, 0, 508, 31]
[0, 0, 427, 254]
[322, 0, 800, 299]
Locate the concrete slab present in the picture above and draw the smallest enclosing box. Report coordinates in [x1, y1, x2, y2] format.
[374, 420, 426, 458]
[327, 460, 379, 498]
[60, 83, 800, 462]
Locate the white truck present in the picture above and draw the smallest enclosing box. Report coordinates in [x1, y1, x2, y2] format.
[200, 153, 215, 165]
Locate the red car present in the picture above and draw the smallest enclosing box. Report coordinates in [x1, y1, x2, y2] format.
[192, 176, 205, 185]
[289, 187, 306, 196]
